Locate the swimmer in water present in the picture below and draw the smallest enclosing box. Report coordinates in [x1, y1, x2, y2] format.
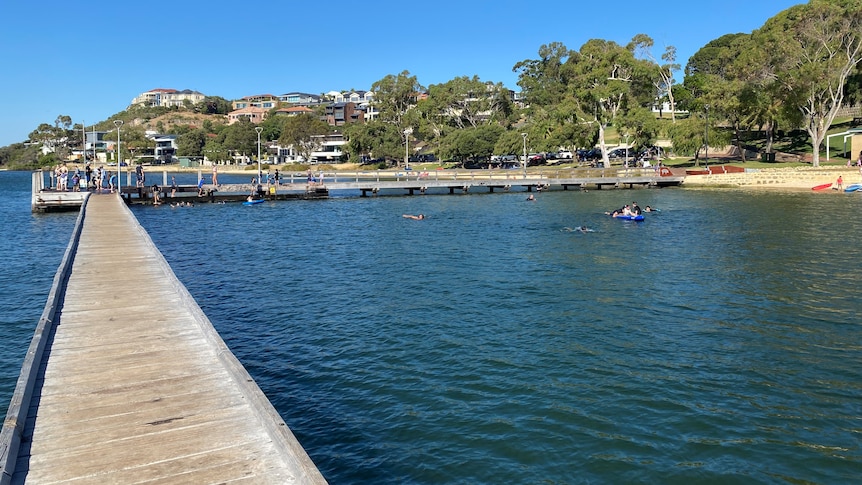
[403, 214, 425, 220]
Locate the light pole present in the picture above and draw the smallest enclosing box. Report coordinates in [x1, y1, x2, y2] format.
[704, 105, 710, 165]
[403, 127, 413, 169]
[255, 126, 263, 185]
[624, 134, 630, 167]
[521, 133, 528, 179]
[113, 120, 123, 191]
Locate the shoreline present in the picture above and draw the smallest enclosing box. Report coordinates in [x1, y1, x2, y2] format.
[21, 163, 862, 192]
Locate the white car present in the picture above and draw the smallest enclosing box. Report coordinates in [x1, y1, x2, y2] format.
[558, 150, 573, 159]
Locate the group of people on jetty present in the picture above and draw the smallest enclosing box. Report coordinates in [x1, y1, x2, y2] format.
[49, 162, 120, 193]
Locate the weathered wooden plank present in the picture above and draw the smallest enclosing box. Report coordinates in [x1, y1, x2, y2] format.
[3, 194, 326, 484]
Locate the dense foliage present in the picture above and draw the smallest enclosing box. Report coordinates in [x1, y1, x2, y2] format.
[4, 1, 860, 169]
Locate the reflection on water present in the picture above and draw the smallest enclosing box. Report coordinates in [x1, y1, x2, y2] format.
[2, 168, 860, 484]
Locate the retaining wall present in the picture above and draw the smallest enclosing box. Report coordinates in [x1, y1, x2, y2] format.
[682, 166, 862, 188]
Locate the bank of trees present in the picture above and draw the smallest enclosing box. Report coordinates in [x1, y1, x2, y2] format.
[342, 0, 860, 167]
[11, 1, 860, 169]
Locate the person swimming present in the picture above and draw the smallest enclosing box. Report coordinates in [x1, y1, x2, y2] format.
[403, 214, 425, 220]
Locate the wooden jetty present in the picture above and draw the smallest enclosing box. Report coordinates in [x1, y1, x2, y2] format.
[32, 166, 685, 210]
[1, 194, 326, 484]
[30, 171, 88, 213]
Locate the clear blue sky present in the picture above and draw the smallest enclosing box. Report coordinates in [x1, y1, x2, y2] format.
[0, 0, 802, 147]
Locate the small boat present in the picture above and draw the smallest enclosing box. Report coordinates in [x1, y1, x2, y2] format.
[243, 198, 265, 205]
[844, 184, 862, 193]
[811, 183, 833, 191]
[614, 214, 644, 221]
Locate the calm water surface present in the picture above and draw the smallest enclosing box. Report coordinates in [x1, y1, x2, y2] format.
[2, 170, 861, 484]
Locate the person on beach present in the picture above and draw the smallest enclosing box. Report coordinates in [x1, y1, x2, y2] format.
[403, 214, 425, 220]
[836, 176, 843, 190]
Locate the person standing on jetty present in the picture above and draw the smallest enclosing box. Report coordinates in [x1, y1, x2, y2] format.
[135, 164, 145, 188]
[212, 165, 219, 186]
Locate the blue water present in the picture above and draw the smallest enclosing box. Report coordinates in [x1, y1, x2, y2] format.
[3, 170, 861, 484]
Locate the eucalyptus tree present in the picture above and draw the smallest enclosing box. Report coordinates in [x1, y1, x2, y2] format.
[102, 124, 149, 163]
[565, 37, 656, 166]
[438, 124, 504, 162]
[343, 121, 403, 163]
[755, 0, 862, 166]
[683, 33, 769, 162]
[422, 76, 513, 130]
[513, 42, 594, 154]
[278, 113, 331, 164]
[203, 139, 229, 163]
[371, 70, 424, 162]
[221, 119, 260, 160]
[177, 128, 207, 157]
[28, 115, 74, 158]
[631, 34, 680, 122]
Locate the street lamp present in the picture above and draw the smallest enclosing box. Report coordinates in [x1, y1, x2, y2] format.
[521, 133, 528, 179]
[704, 105, 710, 165]
[113, 120, 123, 192]
[255, 126, 263, 185]
[624, 134, 630, 167]
[404, 127, 413, 169]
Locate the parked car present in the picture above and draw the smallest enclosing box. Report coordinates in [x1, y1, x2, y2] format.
[528, 154, 547, 166]
[558, 150, 573, 159]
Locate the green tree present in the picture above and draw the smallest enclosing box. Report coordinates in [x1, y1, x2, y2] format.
[755, 0, 862, 166]
[221, 119, 260, 160]
[632, 34, 680, 122]
[371, 71, 424, 165]
[438, 124, 504, 162]
[28, 115, 74, 158]
[177, 129, 207, 157]
[423, 76, 512, 130]
[199, 96, 233, 115]
[513, 42, 570, 109]
[203, 139, 229, 163]
[343, 121, 403, 163]
[278, 114, 331, 164]
[565, 37, 655, 166]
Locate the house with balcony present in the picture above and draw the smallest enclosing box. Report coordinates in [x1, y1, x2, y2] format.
[278, 92, 322, 106]
[310, 132, 346, 162]
[130, 88, 205, 108]
[324, 102, 364, 126]
[274, 106, 315, 117]
[232, 94, 279, 111]
[152, 134, 178, 162]
[227, 107, 268, 125]
[332, 90, 374, 104]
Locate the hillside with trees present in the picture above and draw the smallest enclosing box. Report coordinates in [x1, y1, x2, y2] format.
[4, 0, 860, 170]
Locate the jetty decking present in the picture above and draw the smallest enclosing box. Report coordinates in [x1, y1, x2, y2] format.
[1, 194, 325, 484]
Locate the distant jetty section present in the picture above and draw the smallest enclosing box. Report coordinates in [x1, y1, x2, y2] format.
[32, 167, 685, 211]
